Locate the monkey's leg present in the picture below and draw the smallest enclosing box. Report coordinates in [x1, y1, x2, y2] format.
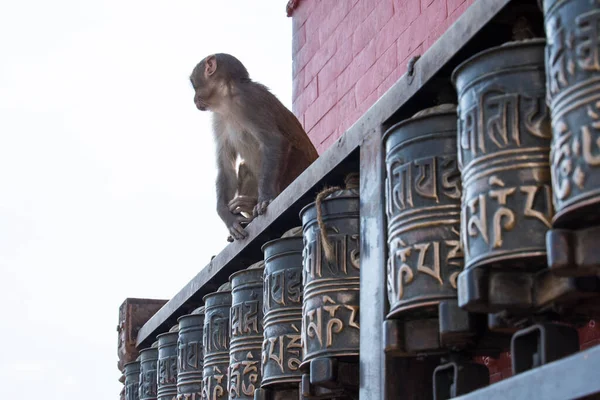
[234, 160, 259, 218]
[252, 142, 290, 217]
[253, 199, 272, 217]
[216, 153, 253, 241]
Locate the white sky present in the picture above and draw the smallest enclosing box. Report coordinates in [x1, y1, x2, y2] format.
[0, 0, 292, 397]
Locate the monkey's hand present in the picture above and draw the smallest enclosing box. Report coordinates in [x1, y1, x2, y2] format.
[228, 195, 258, 216]
[223, 213, 252, 241]
[253, 198, 273, 217]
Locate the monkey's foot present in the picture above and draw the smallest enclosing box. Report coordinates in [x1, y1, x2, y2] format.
[228, 195, 257, 216]
[253, 199, 272, 217]
[226, 215, 252, 241]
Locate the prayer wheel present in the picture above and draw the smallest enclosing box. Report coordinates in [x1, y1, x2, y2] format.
[299, 185, 360, 364]
[383, 105, 472, 354]
[158, 326, 179, 400]
[258, 234, 304, 396]
[203, 284, 233, 400]
[452, 39, 553, 313]
[541, 0, 600, 229]
[139, 346, 159, 400]
[228, 264, 265, 400]
[541, 0, 600, 280]
[124, 361, 141, 400]
[177, 307, 205, 400]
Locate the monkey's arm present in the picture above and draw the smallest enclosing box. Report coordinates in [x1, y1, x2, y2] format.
[216, 144, 252, 240]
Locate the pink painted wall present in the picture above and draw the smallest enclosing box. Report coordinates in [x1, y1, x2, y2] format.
[290, 0, 476, 153]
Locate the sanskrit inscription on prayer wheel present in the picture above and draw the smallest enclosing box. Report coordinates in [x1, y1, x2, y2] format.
[139, 346, 159, 400]
[299, 188, 360, 365]
[383, 106, 463, 319]
[260, 236, 303, 388]
[124, 361, 141, 400]
[229, 265, 265, 400]
[158, 327, 179, 400]
[542, 0, 600, 228]
[177, 307, 205, 400]
[203, 285, 232, 400]
[452, 39, 553, 311]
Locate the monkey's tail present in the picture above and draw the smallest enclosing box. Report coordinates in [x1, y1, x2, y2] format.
[315, 172, 360, 263]
[315, 186, 342, 264]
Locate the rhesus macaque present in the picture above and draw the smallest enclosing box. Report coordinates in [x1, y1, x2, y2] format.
[190, 53, 318, 240]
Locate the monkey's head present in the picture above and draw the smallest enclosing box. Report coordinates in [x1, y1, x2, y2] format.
[190, 53, 250, 111]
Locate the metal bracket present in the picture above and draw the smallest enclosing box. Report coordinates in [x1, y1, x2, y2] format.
[385, 301, 477, 357]
[547, 226, 600, 277]
[433, 359, 490, 400]
[300, 358, 358, 399]
[254, 388, 268, 400]
[511, 323, 580, 375]
[255, 387, 300, 400]
[458, 266, 600, 319]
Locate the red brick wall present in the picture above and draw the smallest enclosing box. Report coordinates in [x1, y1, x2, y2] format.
[290, 0, 477, 154]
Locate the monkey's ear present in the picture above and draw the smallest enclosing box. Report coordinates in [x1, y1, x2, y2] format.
[205, 55, 217, 77]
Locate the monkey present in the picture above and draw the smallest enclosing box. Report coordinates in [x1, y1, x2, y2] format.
[190, 53, 318, 241]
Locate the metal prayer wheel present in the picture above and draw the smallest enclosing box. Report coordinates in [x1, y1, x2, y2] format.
[229, 266, 265, 400]
[158, 328, 179, 400]
[383, 106, 474, 354]
[540, 0, 600, 280]
[299, 190, 360, 364]
[203, 285, 232, 400]
[452, 39, 554, 314]
[177, 307, 205, 400]
[259, 235, 303, 393]
[124, 361, 141, 400]
[541, 0, 600, 229]
[139, 346, 159, 400]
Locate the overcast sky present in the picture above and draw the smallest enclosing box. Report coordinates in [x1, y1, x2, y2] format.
[0, 0, 292, 397]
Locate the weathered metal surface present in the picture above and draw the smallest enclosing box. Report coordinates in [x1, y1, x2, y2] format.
[452, 39, 553, 314]
[454, 343, 600, 400]
[510, 322, 579, 374]
[260, 237, 303, 389]
[118, 298, 167, 370]
[139, 346, 159, 400]
[433, 359, 489, 400]
[546, 225, 600, 276]
[384, 108, 463, 318]
[203, 289, 232, 400]
[383, 107, 475, 355]
[299, 194, 360, 364]
[229, 267, 265, 400]
[541, 0, 600, 229]
[299, 188, 360, 399]
[253, 387, 299, 400]
[124, 361, 141, 400]
[298, 357, 360, 399]
[177, 310, 205, 400]
[158, 330, 179, 400]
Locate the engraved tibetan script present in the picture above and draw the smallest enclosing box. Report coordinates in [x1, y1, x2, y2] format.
[231, 300, 260, 337]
